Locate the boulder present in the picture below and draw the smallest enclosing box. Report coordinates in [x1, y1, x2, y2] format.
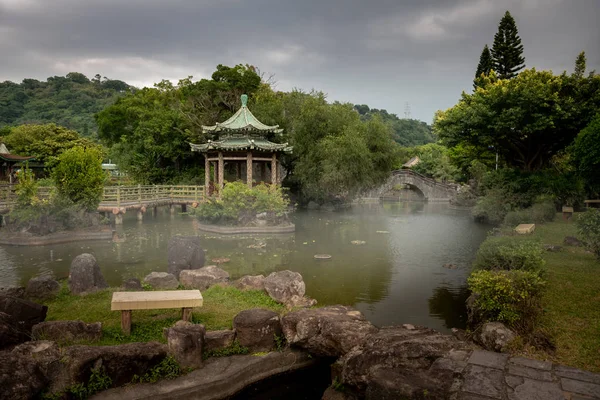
[337, 325, 473, 396]
[0, 286, 25, 298]
[234, 275, 266, 291]
[0, 311, 29, 348]
[166, 323, 205, 369]
[25, 275, 60, 300]
[281, 306, 378, 357]
[0, 295, 47, 333]
[205, 330, 236, 353]
[0, 352, 47, 399]
[233, 308, 282, 352]
[264, 270, 306, 305]
[48, 342, 167, 393]
[307, 201, 320, 210]
[68, 253, 108, 295]
[474, 322, 516, 353]
[564, 236, 583, 247]
[167, 236, 205, 279]
[11, 340, 62, 384]
[32, 320, 102, 344]
[143, 272, 179, 290]
[179, 266, 229, 290]
[123, 278, 142, 290]
[543, 244, 562, 252]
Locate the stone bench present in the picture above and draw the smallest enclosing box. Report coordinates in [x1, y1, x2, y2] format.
[111, 290, 203, 335]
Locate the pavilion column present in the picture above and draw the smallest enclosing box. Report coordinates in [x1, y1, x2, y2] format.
[246, 152, 253, 188]
[271, 154, 277, 185]
[212, 161, 218, 189]
[218, 152, 224, 192]
[204, 155, 210, 197]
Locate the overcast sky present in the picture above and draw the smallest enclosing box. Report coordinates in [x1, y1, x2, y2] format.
[1, 0, 598, 122]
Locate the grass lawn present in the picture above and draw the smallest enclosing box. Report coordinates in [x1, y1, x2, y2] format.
[44, 284, 286, 346]
[509, 214, 600, 372]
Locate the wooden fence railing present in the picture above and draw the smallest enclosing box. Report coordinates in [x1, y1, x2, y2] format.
[0, 184, 204, 210]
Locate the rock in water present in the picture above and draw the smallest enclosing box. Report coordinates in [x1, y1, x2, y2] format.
[234, 275, 266, 291]
[168, 236, 205, 279]
[281, 305, 378, 357]
[123, 278, 142, 290]
[143, 272, 179, 290]
[68, 253, 108, 295]
[179, 266, 229, 290]
[233, 308, 282, 352]
[474, 322, 516, 353]
[264, 270, 306, 305]
[32, 321, 102, 344]
[26, 275, 60, 300]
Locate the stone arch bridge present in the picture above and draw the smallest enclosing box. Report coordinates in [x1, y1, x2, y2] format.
[362, 169, 458, 202]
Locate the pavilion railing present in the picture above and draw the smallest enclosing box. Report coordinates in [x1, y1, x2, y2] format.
[0, 184, 204, 210]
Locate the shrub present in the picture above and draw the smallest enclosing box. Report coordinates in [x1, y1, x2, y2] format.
[577, 209, 600, 260]
[52, 146, 105, 210]
[472, 188, 511, 224]
[468, 270, 545, 331]
[502, 200, 556, 227]
[473, 236, 546, 273]
[193, 181, 289, 225]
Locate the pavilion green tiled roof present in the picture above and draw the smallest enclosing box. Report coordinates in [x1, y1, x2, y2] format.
[191, 94, 291, 153]
[190, 135, 292, 153]
[201, 94, 283, 134]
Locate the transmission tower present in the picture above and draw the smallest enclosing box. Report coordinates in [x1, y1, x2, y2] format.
[404, 102, 412, 119]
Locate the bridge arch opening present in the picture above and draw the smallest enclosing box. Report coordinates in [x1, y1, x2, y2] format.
[382, 182, 426, 201]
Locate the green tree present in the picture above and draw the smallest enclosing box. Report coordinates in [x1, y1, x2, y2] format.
[435, 69, 600, 171]
[52, 146, 105, 210]
[573, 51, 587, 79]
[474, 44, 493, 88]
[491, 11, 525, 79]
[1, 123, 100, 166]
[572, 114, 600, 194]
[292, 99, 397, 201]
[411, 143, 458, 182]
[95, 84, 192, 184]
[0, 72, 133, 135]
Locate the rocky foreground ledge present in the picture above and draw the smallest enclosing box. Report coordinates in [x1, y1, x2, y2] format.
[4, 304, 597, 400]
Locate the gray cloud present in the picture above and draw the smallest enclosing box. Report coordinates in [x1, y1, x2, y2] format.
[1, 0, 598, 121]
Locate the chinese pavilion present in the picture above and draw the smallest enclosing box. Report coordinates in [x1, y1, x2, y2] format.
[0, 143, 35, 183]
[190, 94, 291, 196]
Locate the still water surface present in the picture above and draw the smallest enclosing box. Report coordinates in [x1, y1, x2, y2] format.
[0, 202, 488, 332]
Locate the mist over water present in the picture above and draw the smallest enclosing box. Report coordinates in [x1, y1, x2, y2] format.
[0, 202, 487, 332]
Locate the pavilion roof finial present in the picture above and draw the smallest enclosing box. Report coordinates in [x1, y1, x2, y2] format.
[241, 94, 248, 107]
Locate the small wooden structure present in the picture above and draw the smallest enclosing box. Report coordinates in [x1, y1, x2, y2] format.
[190, 94, 292, 196]
[562, 206, 574, 221]
[584, 200, 600, 209]
[0, 143, 35, 183]
[111, 290, 203, 335]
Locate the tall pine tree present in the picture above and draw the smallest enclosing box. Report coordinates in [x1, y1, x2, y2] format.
[474, 44, 493, 88]
[491, 11, 525, 79]
[573, 51, 586, 79]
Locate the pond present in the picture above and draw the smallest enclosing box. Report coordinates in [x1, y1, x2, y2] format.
[0, 202, 488, 332]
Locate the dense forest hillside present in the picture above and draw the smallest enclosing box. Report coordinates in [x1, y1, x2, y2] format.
[0, 72, 133, 137]
[354, 104, 434, 146]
